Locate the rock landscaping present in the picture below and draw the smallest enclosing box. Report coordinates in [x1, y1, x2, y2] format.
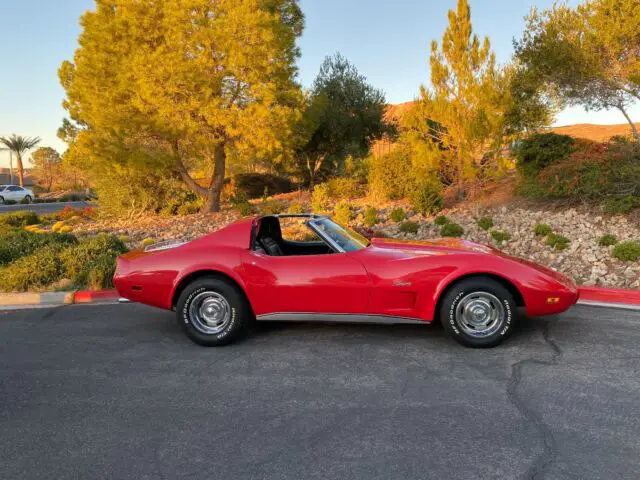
[65, 200, 640, 289]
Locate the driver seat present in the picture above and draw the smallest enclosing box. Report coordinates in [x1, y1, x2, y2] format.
[260, 236, 284, 256]
[257, 217, 285, 256]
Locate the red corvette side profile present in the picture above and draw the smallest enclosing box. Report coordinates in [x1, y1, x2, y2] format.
[113, 214, 579, 348]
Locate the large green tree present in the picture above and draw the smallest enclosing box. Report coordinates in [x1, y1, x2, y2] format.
[297, 53, 389, 187]
[405, 0, 540, 196]
[60, 0, 304, 213]
[515, 0, 640, 141]
[0, 135, 40, 187]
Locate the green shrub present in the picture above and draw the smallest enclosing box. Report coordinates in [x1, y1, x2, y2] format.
[517, 139, 640, 205]
[52, 221, 66, 232]
[409, 178, 443, 216]
[231, 173, 294, 199]
[440, 223, 464, 237]
[0, 211, 39, 228]
[176, 199, 203, 216]
[235, 202, 257, 217]
[260, 200, 286, 215]
[477, 217, 494, 230]
[546, 233, 570, 251]
[400, 221, 419, 234]
[368, 147, 413, 201]
[612, 241, 640, 261]
[334, 203, 354, 225]
[4, 200, 17, 205]
[0, 230, 77, 266]
[287, 202, 305, 214]
[93, 168, 182, 218]
[363, 206, 379, 227]
[159, 186, 203, 217]
[311, 184, 331, 213]
[326, 177, 365, 200]
[0, 246, 63, 292]
[59, 234, 128, 288]
[598, 234, 618, 247]
[534, 224, 553, 236]
[229, 190, 250, 206]
[141, 237, 155, 248]
[515, 133, 575, 174]
[603, 196, 640, 214]
[390, 207, 406, 222]
[434, 215, 449, 226]
[490, 230, 511, 242]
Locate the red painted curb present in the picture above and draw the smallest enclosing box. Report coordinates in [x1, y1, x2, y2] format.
[68, 287, 640, 307]
[73, 289, 119, 304]
[578, 286, 640, 306]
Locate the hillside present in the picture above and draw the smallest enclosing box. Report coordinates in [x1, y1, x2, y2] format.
[384, 102, 638, 142]
[550, 123, 640, 142]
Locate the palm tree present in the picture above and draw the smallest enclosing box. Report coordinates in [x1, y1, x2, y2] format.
[0, 135, 40, 187]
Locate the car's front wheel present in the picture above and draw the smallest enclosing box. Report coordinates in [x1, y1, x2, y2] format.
[176, 277, 251, 346]
[440, 277, 517, 348]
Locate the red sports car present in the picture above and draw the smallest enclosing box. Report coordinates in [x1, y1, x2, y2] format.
[113, 214, 579, 348]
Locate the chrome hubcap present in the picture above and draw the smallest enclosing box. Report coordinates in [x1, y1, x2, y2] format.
[456, 292, 505, 338]
[189, 291, 231, 335]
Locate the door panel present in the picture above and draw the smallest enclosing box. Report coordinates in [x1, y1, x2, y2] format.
[6, 187, 21, 201]
[241, 251, 370, 316]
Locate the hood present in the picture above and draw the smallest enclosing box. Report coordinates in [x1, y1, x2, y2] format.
[370, 237, 497, 255]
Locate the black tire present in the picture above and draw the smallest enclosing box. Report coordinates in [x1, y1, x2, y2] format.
[24, 195, 32, 204]
[439, 277, 517, 348]
[176, 277, 252, 346]
[0, 196, 4, 205]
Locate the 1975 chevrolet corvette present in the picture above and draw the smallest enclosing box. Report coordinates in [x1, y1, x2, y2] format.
[113, 214, 579, 348]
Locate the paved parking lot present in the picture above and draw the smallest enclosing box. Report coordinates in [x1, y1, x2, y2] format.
[1, 303, 639, 479]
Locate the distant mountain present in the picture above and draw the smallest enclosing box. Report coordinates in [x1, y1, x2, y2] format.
[384, 102, 638, 142]
[550, 123, 639, 142]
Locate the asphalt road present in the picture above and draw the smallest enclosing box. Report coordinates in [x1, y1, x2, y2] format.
[0, 201, 91, 214]
[1, 304, 639, 480]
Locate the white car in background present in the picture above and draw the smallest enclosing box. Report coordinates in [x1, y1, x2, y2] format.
[0, 185, 35, 204]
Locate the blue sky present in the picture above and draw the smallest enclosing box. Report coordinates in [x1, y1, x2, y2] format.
[1, 0, 638, 168]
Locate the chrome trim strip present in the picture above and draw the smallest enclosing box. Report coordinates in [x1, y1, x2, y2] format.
[255, 312, 429, 325]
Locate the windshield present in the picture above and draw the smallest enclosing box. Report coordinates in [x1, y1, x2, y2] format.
[308, 218, 370, 252]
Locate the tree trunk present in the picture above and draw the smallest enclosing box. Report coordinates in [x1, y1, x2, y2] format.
[16, 153, 24, 187]
[8, 151, 14, 185]
[202, 143, 226, 213]
[457, 149, 465, 200]
[616, 104, 640, 142]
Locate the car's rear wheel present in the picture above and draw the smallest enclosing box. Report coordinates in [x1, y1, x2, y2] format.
[24, 195, 32, 204]
[176, 277, 251, 346]
[440, 277, 517, 348]
[0, 196, 4, 205]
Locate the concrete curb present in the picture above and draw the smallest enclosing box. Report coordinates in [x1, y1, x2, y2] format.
[0, 290, 119, 310]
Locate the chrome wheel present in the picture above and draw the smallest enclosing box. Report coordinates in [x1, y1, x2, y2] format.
[189, 291, 232, 335]
[455, 292, 505, 338]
